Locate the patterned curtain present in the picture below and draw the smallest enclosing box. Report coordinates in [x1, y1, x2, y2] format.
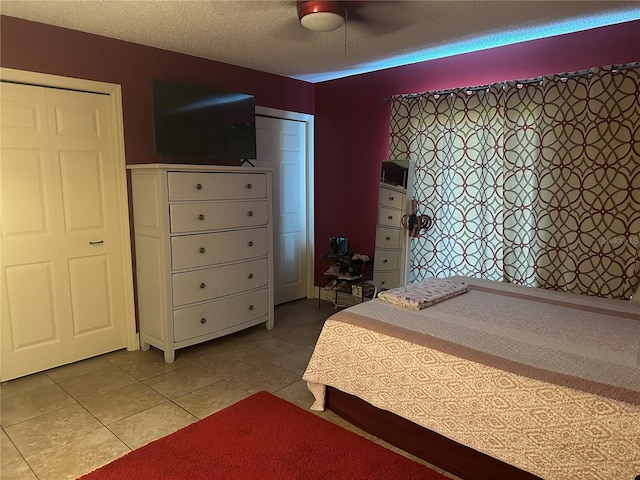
[389, 63, 640, 299]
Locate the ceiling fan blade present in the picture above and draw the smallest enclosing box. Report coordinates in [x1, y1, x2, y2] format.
[271, 16, 319, 41]
[347, 1, 415, 35]
[251, 1, 320, 42]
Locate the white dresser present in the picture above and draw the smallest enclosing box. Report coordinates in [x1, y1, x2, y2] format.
[373, 183, 407, 289]
[128, 164, 274, 362]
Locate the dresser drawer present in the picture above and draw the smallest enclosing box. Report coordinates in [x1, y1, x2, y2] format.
[172, 258, 268, 307]
[170, 200, 268, 233]
[379, 186, 405, 210]
[373, 270, 402, 290]
[173, 289, 269, 342]
[171, 227, 269, 271]
[374, 249, 401, 271]
[168, 172, 267, 201]
[375, 226, 402, 249]
[378, 206, 403, 228]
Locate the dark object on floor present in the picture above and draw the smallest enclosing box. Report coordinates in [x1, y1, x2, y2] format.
[327, 236, 349, 258]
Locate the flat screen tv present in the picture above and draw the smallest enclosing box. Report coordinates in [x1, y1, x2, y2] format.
[151, 79, 256, 162]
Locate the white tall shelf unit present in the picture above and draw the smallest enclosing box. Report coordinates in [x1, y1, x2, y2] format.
[373, 183, 407, 289]
[128, 164, 274, 363]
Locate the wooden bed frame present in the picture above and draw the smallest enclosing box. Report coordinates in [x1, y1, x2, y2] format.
[326, 386, 542, 480]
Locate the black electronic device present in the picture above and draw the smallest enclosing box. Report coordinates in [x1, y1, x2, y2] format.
[151, 79, 256, 162]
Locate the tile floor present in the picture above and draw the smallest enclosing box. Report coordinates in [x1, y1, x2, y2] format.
[1, 299, 460, 480]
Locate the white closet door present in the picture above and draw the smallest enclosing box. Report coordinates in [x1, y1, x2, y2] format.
[1, 82, 130, 380]
[255, 116, 307, 305]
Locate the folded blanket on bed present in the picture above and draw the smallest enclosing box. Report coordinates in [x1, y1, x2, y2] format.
[378, 277, 468, 310]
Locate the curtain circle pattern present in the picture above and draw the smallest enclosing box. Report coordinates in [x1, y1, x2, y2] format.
[389, 63, 640, 299]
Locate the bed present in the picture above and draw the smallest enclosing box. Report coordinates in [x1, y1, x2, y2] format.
[302, 276, 640, 480]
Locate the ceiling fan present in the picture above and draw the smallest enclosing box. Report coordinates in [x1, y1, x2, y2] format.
[296, 1, 407, 34]
[297, 1, 347, 32]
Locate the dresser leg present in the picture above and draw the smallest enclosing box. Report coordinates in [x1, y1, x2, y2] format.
[164, 349, 175, 363]
[141, 341, 150, 351]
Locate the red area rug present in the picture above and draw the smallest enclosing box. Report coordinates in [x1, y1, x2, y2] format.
[79, 391, 447, 480]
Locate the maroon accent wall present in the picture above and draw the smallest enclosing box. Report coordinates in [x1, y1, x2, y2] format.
[0, 15, 314, 166]
[2, 15, 639, 290]
[0, 15, 314, 325]
[313, 20, 640, 285]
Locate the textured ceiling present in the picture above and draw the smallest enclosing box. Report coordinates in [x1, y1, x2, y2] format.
[2, 1, 640, 83]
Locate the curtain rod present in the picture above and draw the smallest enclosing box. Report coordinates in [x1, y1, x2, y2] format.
[611, 62, 640, 72]
[383, 63, 639, 103]
[383, 73, 583, 103]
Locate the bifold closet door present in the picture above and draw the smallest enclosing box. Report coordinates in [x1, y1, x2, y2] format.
[1, 82, 130, 380]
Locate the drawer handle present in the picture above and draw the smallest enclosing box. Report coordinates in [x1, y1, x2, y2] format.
[246, 183, 252, 189]
[385, 236, 391, 241]
[381, 281, 386, 285]
[248, 241, 254, 247]
[248, 273, 254, 279]
[389, 196, 394, 201]
[200, 317, 207, 324]
[198, 214, 205, 221]
[383, 259, 388, 263]
[247, 211, 254, 217]
[387, 215, 393, 220]
[196, 183, 203, 190]
[249, 305, 254, 311]
[199, 247, 206, 254]
[200, 282, 206, 289]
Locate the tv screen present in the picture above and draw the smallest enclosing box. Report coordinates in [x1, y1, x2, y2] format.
[151, 79, 256, 161]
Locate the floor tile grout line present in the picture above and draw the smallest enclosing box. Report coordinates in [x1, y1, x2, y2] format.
[1, 300, 338, 479]
[6, 363, 137, 461]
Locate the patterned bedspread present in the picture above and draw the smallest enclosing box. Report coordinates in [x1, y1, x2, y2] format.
[303, 278, 640, 480]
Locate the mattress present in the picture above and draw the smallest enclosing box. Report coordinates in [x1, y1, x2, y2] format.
[303, 277, 640, 480]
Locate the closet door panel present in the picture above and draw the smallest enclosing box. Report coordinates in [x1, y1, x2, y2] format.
[58, 152, 105, 231]
[4, 262, 58, 347]
[1, 82, 131, 381]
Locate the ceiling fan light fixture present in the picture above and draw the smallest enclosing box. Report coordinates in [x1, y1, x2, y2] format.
[297, 1, 346, 32]
[301, 11, 344, 32]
